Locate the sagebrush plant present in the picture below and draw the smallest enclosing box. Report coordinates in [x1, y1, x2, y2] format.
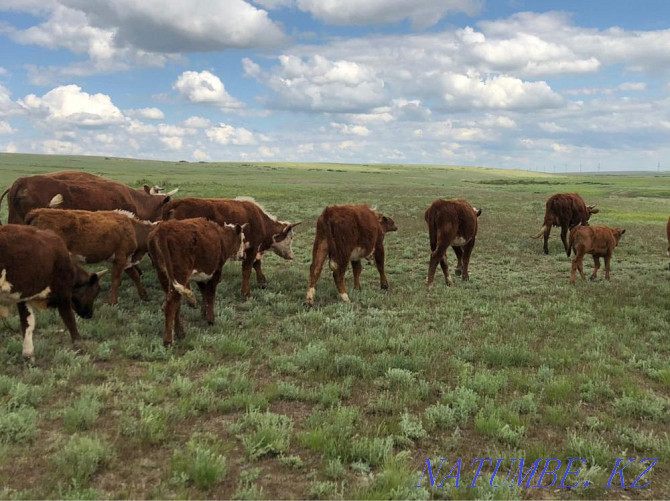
[170, 433, 228, 490]
[50, 434, 112, 486]
[0, 155, 668, 498]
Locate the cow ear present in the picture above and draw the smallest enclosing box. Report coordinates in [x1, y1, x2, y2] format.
[235, 223, 243, 235]
[143, 184, 151, 194]
[620, 229, 626, 235]
[476, 208, 482, 217]
[590, 208, 600, 214]
[382, 216, 388, 224]
[161, 196, 171, 206]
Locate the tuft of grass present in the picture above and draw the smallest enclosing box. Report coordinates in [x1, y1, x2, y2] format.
[170, 433, 228, 490]
[233, 409, 293, 460]
[63, 392, 104, 432]
[0, 406, 39, 444]
[51, 435, 113, 486]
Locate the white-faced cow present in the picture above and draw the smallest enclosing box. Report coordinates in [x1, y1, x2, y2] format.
[305, 204, 397, 306]
[0, 225, 103, 361]
[425, 198, 481, 291]
[147, 218, 247, 346]
[568, 225, 625, 284]
[532, 193, 599, 256]
[25, 208, 156, 304]
[161, 197, 299, 299]
[0, 170, 177, 224]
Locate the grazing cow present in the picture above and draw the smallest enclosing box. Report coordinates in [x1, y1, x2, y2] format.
[532, 193, 599, 255]
[25, 208, 156, 304]
[161, 197, 300, 299]
[568, 225, 625, 284]
[0, 225, 103, 361]
[667, 216, 670, 268]
[0, 170, 177, 224]
[305, 204, 397, 306]
[147, 218, 247, 346]
[425, 199, 481, 291]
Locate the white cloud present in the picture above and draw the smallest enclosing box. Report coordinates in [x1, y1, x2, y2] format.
[18, 84, 124, 127]
[330, 122, 370, 136]
[0, 121, 15, 134]
[192, 148, 210, 161]
[126, 107, 164, 120]
[160, 136, 183, 150]
[206, 123, 256, 145]
[0, 85, 23, 116]
[38, 138, 84, 154]
[174, 70, 244, 111]
[182, 116, 211, 128]
[296, 0, 482, 29]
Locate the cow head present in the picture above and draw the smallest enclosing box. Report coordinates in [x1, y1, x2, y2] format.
[138, 186, 179, 221]
[271, 222, 301, 260]
[611, 227, 626, 245]
[70, 267, 105, 319]
[378, 214, 398, 233]
[224, 223, 249, 261]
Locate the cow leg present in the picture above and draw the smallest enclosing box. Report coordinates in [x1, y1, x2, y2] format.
[241, 253, 255, 300]
[125, 266, 148, 301]
[163, 290, 180, 347]
[560, 225, 570, 257]
[108, 260, 125, 305]
[452, 246, 463, 276]
[570, 257, 579, 285]
[17, 303, 36, 362]
[352, 261, 363, 290]
[374, 244, 389, 290]
[306, 237, 328, 306]
[543, 226, 551, 254]
[198, 275, 219, 325]
[427, 240, 449, 291]
[174, 300, 185, 339]
[439, 257, 453, 286]
[591, 256, 601, 280]
[252, 258, 268, 289]
[56, 301, 82, 349]
[604, 255, 612, 281]
[332, 266, 349, 302]
[460, 239, 475, 282]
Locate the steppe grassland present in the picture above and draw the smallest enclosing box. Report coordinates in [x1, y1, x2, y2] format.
[0, 153, 668, 499]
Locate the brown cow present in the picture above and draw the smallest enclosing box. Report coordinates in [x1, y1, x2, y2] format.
[425, 199, 481, 290]
[305, 204, 397, 306]
[162, 197, 300, 299]
[147, 218, 247, 346]
[568, 225, 625, 284]
[0, 225, 103, 361]
[25, 208, 156, 304]
[666, 216, 670, 269]
[0, 170, 177, 224]
[532, 193, 599, 255]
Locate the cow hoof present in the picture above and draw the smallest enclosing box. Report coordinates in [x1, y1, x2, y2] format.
[260, 282, 268, 289]
[543, 249, 549, 255]
[303, 300, 315, 309]
[455, 269, 462, 277]
[589, 276, 597, 281]
[380, 283, 388, 290]
[339, 293, 350, 303]
[426, 282, 434, 292]
[72, 340, 84, 354]
[22, 353, 35, 364]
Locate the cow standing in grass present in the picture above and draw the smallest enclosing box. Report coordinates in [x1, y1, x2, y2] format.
[147, 218, 247, 346]
[25, 208, 156, 304]
[425, 198, 481, 291]
[0, 170, 177, 224]
[667, 216, 670, 269]
[568, 225, 625, 284]
[532, 193, 599, 255]
[305, 204, 397, 306]
[0, 225, 103, 361]
[162, 197, 299, 299]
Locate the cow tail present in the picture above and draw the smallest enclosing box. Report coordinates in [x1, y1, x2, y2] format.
[568, 225, 578, 257]
[0, 188, 9, 225]
[429, 215, 439, 253]
[152, 235, 197, 307]
[172, 281, 197, 307]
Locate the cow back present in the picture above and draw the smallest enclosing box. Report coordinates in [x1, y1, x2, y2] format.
[425, 199, 479, 247]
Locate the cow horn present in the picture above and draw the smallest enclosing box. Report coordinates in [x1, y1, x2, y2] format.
[531, 225, 547, 239]
[48, 194, 63, 208]
[165, 188, 179, 196]
[289, 221, 302, 229]
[96, 269, 109, 278]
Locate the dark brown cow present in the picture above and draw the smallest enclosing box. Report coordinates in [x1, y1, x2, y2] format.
[425, 199, 481, 290]
[26, 208, 156, 304]
[305, 204, 397, 306]
[147, 218, 246, 346]
[666, 216, 670, 268]
[0, 170, 177, 224]
[532, 193, 599, 255]
[161, 197, 299, 299]
[0, 225, 103, 361]
[568, 225, 625, 284]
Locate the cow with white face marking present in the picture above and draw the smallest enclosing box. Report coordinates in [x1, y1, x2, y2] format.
[305, 204, 398, 306]
[425, 198, 481, 290]
[147, 217, 247, 346]
[161, 197, 300, 299]
[0, 225, 103, 361]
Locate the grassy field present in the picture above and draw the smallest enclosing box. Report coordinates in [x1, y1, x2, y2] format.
[0, 152, 668, 500]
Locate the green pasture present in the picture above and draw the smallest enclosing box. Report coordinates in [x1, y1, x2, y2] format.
[0, 153, 668, 499]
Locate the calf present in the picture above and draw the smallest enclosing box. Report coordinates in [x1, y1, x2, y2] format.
[305, 204, 397, 306]
[148, 218, 246, 346]
[425, 199, 481, 290]
[162, 197, 300, 299]
[0, 225, 103, 361]
[568, 225, 625, 284]
[532, 193, 599, 255]
[25, 208, 155, 304]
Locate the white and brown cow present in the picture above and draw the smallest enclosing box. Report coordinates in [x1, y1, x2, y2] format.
[161, 197, 299, 299]
[25, 208, 156, 305]
[425, 198, 481, 290]
[569, 225, 625, 284]
[305, 204, 397, 306]
[0, 225, 103, 361]
[147, 218, 247, 346]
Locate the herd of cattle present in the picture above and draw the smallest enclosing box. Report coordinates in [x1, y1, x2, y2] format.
[0, 171, 668, 360]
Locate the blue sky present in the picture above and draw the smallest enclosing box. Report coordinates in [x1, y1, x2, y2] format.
[1, 0, 669, 171]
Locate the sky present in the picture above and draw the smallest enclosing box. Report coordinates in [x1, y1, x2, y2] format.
[0, 0, 669, 172]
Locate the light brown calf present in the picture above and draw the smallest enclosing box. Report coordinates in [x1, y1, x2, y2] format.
[25, 208, 155, 304]
[568, 225, 625, 284]
[147, 218, 246, 346]
[305, 204, 397, 306]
